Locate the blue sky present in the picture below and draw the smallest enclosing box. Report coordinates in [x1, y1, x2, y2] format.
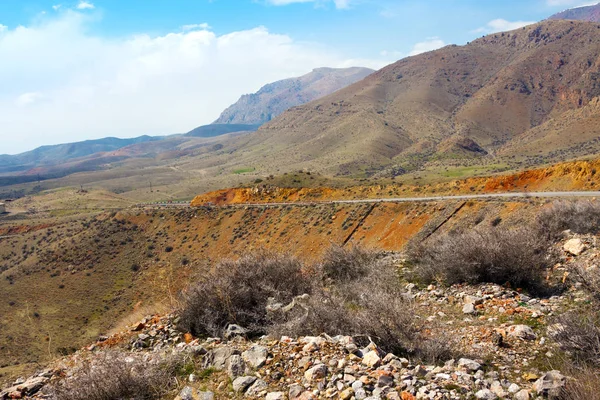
[0, 0, 596, 154]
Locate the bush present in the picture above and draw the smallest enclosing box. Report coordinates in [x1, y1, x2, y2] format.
[319, 244, 377, 283]
[553, 306, 600, 368]
[178, 251, 312, 337]
[407, 225, 555, 292]
[536, 200, 600, 239]
[269, 261, 416, 355]
[48, 350, 181, 400]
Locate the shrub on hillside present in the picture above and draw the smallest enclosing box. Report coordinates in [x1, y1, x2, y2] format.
[407, 225, 555, 292]
[48, 350, 181, 400]
[269, 258, 416, 354]
[536, 200, 600, 238]
[553, 308, 600, 368]
[319, 244, 377, 283]
[178, 251, 312, 337]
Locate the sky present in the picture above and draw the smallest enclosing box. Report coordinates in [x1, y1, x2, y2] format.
[0, 0, 597, 154]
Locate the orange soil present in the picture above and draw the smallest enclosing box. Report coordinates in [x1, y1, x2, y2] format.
[191, 159, 600, 207]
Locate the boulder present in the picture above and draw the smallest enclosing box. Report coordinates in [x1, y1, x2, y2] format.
[175, 387, 214, 400]
[246, 379, 268, 397]
[462, 303, 476, 315]
[563, 238, 586, 256]
[232, 376, 257, 393]
[242, 345, 268, 368]
[533, 370, 566, 398]
[226, 354, 246, 378]
[266, 392, 286, 400]
[475, 389, 498, 399]
[362, 350, 381, 368]
[508, 325, 537, 340]
[458, 358, 482, 371]
[304, 364, 328, 382]
[224, 324, 248, 340]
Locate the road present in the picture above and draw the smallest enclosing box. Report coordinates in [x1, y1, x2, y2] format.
[140, 191, 600, 208]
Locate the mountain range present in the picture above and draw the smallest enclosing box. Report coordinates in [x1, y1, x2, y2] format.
[3, 9, 600, 197]
[213, 67, 374, 125]
[549, 2, 600, 22]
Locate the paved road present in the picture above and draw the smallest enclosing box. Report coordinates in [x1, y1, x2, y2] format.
[140, 191, 600, 208]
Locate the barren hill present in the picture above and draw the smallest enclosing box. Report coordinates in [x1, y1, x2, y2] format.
[213, 67, 374, 125]
[218, 20, 600, 177]
[549, 2, 600, 22]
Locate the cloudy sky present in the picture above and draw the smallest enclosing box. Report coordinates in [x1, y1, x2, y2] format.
[0, 0, 596, 154]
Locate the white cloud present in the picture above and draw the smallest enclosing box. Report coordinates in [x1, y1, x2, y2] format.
[181, 23, 211, 31]
[76, 1, 95, 10]
[52, 4, 62, 11]
[0, 24, 7, 33]
[408, 37, 446, 56]
[15, 92, 45, 107]
[265, 0, 352, 9]
[472, 19, 536, 34]
[0, 11, 387, 154]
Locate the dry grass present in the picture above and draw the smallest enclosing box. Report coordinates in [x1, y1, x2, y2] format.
[47, 350, 182, 400]
[536, 200, 600, 239]
[178, 251, 312, 338]
[407, 225, 555, 292]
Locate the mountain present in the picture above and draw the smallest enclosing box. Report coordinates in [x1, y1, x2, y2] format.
[0, 136, 160, 173]
[211, 20, 600, 177]
[213, 67, 374, 125]
[184, 123, 260, 138]
[549, 3, 600, 22]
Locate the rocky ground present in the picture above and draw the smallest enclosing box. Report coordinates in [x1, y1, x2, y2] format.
[2, 232, 598, 400]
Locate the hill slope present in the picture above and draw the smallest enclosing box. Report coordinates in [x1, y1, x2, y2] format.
[213, 67, 374, 125]
[549, 2, 600, 22]
[212, 20, 600, 177]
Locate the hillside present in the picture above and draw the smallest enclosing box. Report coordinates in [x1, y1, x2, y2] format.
[0, 136, 160, 173]
[184, 123, 260, 138]
[213, 67, 374, 125]
[206, 20, 600, 178]
[549, 2, 600, 22]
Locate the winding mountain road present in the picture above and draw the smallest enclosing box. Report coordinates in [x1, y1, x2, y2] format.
[141, 191, 600, 208]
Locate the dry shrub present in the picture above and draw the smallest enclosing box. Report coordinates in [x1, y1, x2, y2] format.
[319, 245, 377, 283]
[47, 350, 181, 400]
[537, 200, 600, 239]
[178, 251, 312, 337]
[560, 364, 600, 400]
[407, 225, 554, 292]
[553, 306, 600, 368]
[178, 247, 432, 358]
[269, 259, 416, 355]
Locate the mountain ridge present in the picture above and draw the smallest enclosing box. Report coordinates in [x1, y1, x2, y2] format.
[213, 66, 374, 125]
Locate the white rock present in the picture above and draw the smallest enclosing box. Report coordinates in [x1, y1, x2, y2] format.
[475, 389, 498, 399]
[564, 238, 586, 256]
[458, 358, 482, 371]
[463, 303, 476, 315]
[362, 350, 381, 368]
[508, 325, 537, 340]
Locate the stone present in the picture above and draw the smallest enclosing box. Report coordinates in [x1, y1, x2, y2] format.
[175, 387, 214, 400]
[564, 238, 586, 256]
[204, 346, 236, 370]
[515, 389, 530, 400]
[246, 379, 268, 397]
[303, 341, 320, 352]
[462, 303, 476, 315]
[340, 388, 354, 400]
[362, 350, 381, 368]
[508, 325, 537, 340]
[289, 384, 304, 400]
[226, 354, 246, 378]
[458, 358, 482, 371]
[508, 383, 521, 394]
[266, 392, 286, 400]
[304, 364, 328, 382]
[475, 389, 498, 399]
[464, 295, 484, 305]
[242, 345, 268, 368]
[224, 324, 248, 340]
[533, 370, 566, 398]
[232, 376, 256, 393]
